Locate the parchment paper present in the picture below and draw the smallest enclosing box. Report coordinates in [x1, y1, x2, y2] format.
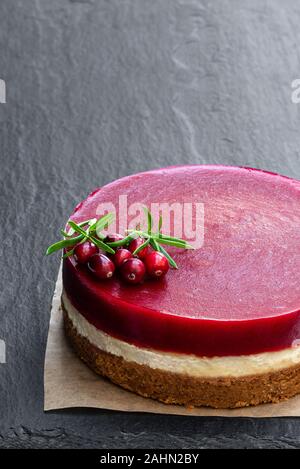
[44, 266, 300, 417]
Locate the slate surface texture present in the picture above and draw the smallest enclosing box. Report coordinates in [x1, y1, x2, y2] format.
[1, 0, 300, 448]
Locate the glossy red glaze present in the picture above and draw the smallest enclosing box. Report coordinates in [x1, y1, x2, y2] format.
[63, 165, 300, 356]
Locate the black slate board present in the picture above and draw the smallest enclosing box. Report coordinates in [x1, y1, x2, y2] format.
[1, 0, 300, 449]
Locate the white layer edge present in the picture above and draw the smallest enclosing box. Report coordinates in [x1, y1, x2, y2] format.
[62, 291, 300, 378]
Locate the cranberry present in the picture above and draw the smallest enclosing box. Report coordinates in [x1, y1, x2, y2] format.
[111, 248, 132, 268]
[119, 258, 146, 284]
[73, 241, 98, 264]
[128, 237, 151, 259]
[144, 251, 169, 278]
[88, 253, 115, 279]
[104, 233, 124, 244]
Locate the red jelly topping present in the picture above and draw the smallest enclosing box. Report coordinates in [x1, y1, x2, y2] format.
[63, 165, 300, 357]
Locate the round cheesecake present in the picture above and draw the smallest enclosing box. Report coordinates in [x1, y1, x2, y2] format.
[62, 165, 300, 408]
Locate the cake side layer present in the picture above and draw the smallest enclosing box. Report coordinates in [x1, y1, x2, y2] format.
[62, 291, 300, 379]
[63, 259, 300, 356]
[63, 302, 300, 408]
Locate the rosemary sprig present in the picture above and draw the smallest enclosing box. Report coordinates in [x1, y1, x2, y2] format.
[46, 213, 116, 256]
[46, 207, 193, 270]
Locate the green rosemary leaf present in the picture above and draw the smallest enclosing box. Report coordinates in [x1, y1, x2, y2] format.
[46, 241, 67, 256]
[61, 229, 70, 238]
[158, 215, 163, 233]
[126, 229, 150, 239]
[62, 248, 75, 259]
[90, 236, 115, 254]
[46, 234, 83, 255]
[95, 212, 115, 238]
[66, 218, 94, 237]
[65, 227, 77, 237]
[127, 228, 193, 249]
[155, 233, 193, 245]
[88, 218, 97, 226]
[156, 237, 194, 249]
[157, 244, 178, 269]
[143, 207, 153, 234]
[151, 234, 186, 245]
[68, 221, 115, 254]
[107, 234, 135, 247]
[153, 234, 194, 249]
[150, 238, 160, 251]
[86, 218, 98, 235]
[68, 221, 88, 237]
[132, 237, 150, 256]
[91, 229, 105, 240]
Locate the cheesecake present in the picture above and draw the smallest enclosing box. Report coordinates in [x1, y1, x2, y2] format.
[61, 165, 300, 408]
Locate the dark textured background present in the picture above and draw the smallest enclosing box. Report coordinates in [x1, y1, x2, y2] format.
[1, 0, 300, 449]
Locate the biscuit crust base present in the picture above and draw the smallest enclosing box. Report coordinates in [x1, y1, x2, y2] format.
[63, 306, 300, 409]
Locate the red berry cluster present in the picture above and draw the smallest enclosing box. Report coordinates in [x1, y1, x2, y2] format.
[73, 234, 169, 284]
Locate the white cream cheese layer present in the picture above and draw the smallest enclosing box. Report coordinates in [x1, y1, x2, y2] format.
[62, 291, 300, 378]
